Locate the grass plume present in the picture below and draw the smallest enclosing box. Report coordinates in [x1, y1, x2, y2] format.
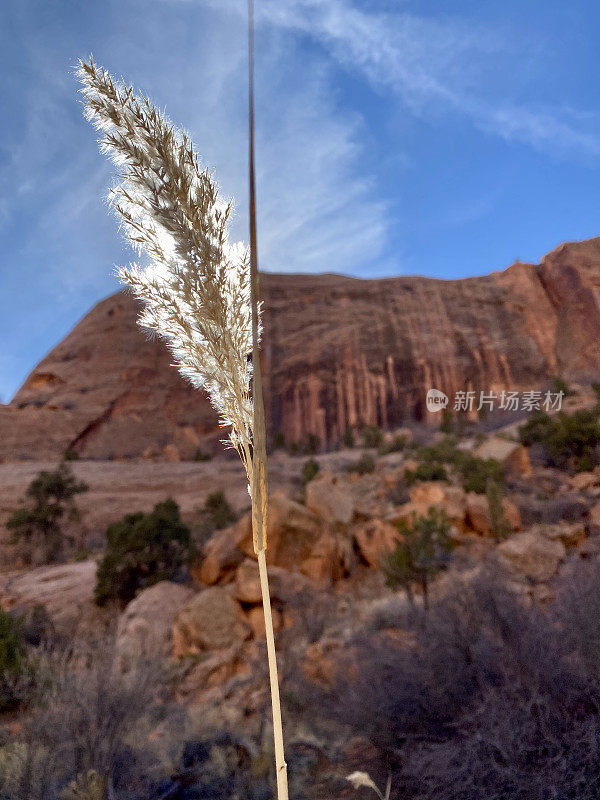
[78, 50, 288, 800]
[77, 57, 255, 475]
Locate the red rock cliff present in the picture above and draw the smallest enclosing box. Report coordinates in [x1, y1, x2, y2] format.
[2, 237, 600, 460]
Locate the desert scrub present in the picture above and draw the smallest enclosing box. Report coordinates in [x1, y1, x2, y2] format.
[79, 36, 288, 797]
[378, 434, 407, 455]
[519, 408, 600, 471]
[362, 424, 384, 449]
[404, 461, 448, 486]
[486, 478, 511, 541]
[6, 463, 88, 565]
[0, 609, 28, 710]
[416, 437, 503, 493]
[347, 453, 376, 475]
[95, 499, 191, 605]
[302, 458, 320, 485]
[343, 427, 355, 448]
[382, 508, 453, 608]
[0, 639, 176, 800]
[204, 490, 236, 529]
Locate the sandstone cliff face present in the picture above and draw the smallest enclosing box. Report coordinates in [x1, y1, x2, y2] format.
[2, 237, 600, 460]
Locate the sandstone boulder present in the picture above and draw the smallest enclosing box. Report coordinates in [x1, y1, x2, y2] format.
[537, 521, 586, 547]
[466, 492, 521, 536]
[409, 482, 446, 505]
[193, 525, 243, 586]
[246, 605, 282, 639]
[497, 531, 565, 581]
[115, 581, 195, 671]
[570, 471, 599, 492]
[305, 472, 354, 524]
[353, 519, 399, 567]
[389, 484, 466, 530]
[474, 437, 531, 476]
[236, 492, 321, 565]
[589, 501, 600, 534]
[350, 473, 391, 518]
[0, 560, 99, 634]
[233, 559, 308, 604]
[300, 532, 355, 587]
[172, 586, 250, 658]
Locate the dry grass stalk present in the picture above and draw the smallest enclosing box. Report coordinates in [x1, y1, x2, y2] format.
[78, 41, 288, 799]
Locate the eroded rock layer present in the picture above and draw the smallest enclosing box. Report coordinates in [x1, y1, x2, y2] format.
[2, 237, 600, 460]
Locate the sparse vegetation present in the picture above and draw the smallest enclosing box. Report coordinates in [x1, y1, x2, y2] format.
[439, 408, 454, 434]
[378, 434, 407, 456]
[343, 427, 355, 448]
[382, 508, 453, 608]
[0, 610, 28, 711]
[362, 425, 384, 450]
[6, 463, 89, 565]
[0, 641, 176, 800]
[412, 437, 503, 493]
[404, 462, 448, 486]
[302, 458, 320, 485]
[486, 478, 511, 541]
[95, 498, 192, 606]
[313, 562, 600, 800]
[273, 430, 286, 450]
[204, 490, 236, 530]
[307, 434, 321, 455]
[347, 453, 376, 475]
[460, 453, 503, 493]
[519, 408, 600, 471]
[193, 448, 211, 462]
[552, 375, 571, 396]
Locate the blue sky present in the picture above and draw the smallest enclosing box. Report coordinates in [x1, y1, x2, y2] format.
[1, 0, 599, 401]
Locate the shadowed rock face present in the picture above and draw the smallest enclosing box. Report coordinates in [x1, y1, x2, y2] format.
[2, 237, 600, 460]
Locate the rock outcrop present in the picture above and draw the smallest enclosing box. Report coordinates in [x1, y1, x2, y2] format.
[3, 237, 600, 460]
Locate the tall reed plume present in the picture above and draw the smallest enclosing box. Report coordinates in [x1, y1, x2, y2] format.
[78, 49, 288, 800]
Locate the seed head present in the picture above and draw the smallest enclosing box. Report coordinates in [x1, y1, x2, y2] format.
[77, 57, 256, 471]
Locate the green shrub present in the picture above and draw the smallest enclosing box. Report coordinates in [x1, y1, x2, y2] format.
[404, 462, 448, 486]
[62, 449, 80, 462]
[552, 376, 571, 396]
[440, 409, 454, 434]
[379, 435, 407, 456]
[362, 425, 384, 449]
[273, 430, 286, 450]
[193, 448, 211, 462]
[95, 499, 191, 606]
[302, 434, 320, 455]
[347, 454, 376, 475]
[342, 427, 355, 448]
[204, 490, 236, 529]
[6, 463, 88, 565]
[382, 508, 453, 608]
[460, 455, 504, 494]
[0, 609, 27, 710]
[519, 408, 600, 471]
[418, 436, 463, 466]
[302, 459, 320, 485]
[486, 478, 511, 541]
[415, 437, 503, 493]
[519, 410, 555, 447]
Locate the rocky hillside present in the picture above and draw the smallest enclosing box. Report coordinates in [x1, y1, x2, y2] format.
[2, 237, 600, 461]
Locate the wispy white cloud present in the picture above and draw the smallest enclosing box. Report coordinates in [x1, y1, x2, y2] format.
[184, 0, 600, 158]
